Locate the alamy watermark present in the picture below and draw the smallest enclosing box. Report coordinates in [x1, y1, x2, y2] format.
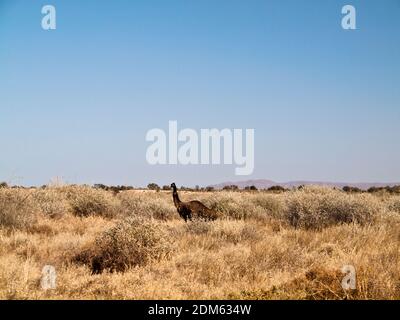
[146, 121, 255, 175]
[41, 265, 57, 290]
[341, 265, 356, 290]
[342, 5, 356, 30]
[41, 5, 56, 30]
[40, 4, 356, 31]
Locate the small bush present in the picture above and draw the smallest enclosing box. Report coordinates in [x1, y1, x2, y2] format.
[343, 186, 362, 193]
[0, 189, 38, 230]
[222, 185, 239, 191]
[244, 185, 258, 191]
[147, 183, 160, 191]
[83, 216, 173, 273]
[267, 185, 287, 192]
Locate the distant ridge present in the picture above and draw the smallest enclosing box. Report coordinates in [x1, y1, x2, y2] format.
[211, 179, 400, 190]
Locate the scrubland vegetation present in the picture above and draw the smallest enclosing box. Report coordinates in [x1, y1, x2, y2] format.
[0, 185, 399, 299]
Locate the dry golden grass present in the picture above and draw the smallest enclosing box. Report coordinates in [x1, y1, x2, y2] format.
[0, 186, 399, 300]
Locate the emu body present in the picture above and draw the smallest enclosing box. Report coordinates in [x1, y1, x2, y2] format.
[171, 183, 217, 222]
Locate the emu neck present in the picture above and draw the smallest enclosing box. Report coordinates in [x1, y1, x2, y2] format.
[172, 188, 181, 208]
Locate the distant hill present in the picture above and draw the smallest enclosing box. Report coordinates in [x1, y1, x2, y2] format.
[211, 179, 400, 190]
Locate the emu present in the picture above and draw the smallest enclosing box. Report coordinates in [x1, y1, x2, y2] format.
[170, 183, 218, 222]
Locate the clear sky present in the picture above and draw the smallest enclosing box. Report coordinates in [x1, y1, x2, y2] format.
[0, 0, 399, 187]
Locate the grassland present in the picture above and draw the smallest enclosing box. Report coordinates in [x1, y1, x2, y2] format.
[0, 185, 399, 300]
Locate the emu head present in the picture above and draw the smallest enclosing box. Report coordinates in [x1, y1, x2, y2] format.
[170, 182, 176, 190]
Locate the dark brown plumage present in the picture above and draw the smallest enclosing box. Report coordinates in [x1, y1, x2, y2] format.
[170, 183, 218, 222]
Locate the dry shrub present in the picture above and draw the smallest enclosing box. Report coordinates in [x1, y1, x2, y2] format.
[202, 192, 286, 222]
[0, 189, 38, 230]
[117, 191, 176, 220]
[77, 216, 173, 273]
[206, 193, 245, 219]
[32, 189, 71, 218]
[251, 193, 287, 219]
[61, 186, 120, 218]
[387, 197, 400, 214]
[285, 186, 381, 229]
[205, 193, 264, 220]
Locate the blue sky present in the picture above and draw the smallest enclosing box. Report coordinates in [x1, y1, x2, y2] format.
[0, 0, 399, 187]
